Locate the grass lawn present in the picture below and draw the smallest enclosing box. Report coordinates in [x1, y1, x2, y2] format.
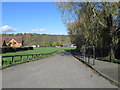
[1, 47, 76, 67]
[2, 47, 76, 56]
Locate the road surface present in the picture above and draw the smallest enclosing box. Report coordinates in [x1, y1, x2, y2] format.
[2, 51, 116, 88]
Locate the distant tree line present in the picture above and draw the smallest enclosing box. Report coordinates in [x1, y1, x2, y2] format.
[2, 33, 71, 47]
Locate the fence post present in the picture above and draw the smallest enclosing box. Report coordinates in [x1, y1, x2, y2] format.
[110, 44, 112, 62]
[93, 46, 95, 65]
[12, 56, 14, 64]
[85, 55, 86, 62]
[33, 55, 35, 59]
[2, 60, 4, 66]
[21, 56, 23, 61]
[32, 55, 33, 59]
[101, 46, 103, 60]
[85, 46, 86, 62]
[84, 46, 86, 62]
[27, 55, 29, 61]
[88, 46, 90, 64]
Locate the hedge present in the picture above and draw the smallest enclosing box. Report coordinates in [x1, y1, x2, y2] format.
[0, 46, 33, 53]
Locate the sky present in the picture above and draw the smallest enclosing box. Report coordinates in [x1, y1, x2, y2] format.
[1, 2, 68, 35]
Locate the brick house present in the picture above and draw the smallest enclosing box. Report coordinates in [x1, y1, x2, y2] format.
[0, 36, 23, 47]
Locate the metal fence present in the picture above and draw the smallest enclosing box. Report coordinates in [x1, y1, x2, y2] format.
[71, 45, 120, 65]
[71, 50, 95, 66]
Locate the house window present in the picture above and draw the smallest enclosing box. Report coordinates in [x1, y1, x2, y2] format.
[8, 42, 12, 46]
[13, 42, 16, 44]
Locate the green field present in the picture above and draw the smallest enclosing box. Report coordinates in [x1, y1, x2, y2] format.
[2, 47, 76, 55]
[2, 47, 76, 67]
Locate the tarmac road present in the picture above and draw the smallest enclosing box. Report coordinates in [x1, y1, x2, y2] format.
[2, 51, 117, 88]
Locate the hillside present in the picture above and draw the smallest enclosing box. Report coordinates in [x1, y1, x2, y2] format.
[2, 33, 71, 47]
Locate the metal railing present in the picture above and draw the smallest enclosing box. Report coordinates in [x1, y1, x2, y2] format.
[71, 51, 95, 66]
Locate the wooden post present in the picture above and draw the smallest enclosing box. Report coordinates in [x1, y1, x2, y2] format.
[33, 55, 35, 58]
[34, 55, 36, 58]
[2, 60, 4, 66]
[12, 56, 14, 64]
[32, 55, 33, 59]
[21, 56, 23, 61]
[27, 55, 29, 61]
[39, 55, 41, 58]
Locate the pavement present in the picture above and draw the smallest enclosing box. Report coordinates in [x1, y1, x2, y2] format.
[93, 59, 119, 85]
[74, 54, 119, 87]
[2, 51, 117, 88]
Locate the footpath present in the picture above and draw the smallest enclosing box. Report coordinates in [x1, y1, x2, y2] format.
[72, 52, 119, 87]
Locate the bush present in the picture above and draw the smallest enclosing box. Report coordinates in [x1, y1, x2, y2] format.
[1, 46, 34, 53]
[22, 47, 29, 51]
[28, 47, 33, 50]
[13, 47, 23, 51]
[2, 46, 15, 53]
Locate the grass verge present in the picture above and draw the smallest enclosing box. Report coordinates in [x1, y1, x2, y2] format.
[1, 47, 76, 68]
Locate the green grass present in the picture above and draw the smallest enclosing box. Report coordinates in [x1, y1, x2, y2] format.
[2, 47, 75, 56]
[2, 47, 76, 67]
[96, 56, 120, 63]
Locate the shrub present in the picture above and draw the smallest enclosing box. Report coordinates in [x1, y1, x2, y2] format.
[13, 47, 23, 51]
[1, 46, 14, 53]
[1, 46, 34, 53]
[28, 47, 33, 50]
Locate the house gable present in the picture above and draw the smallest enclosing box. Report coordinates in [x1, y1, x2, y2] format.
[1, 36, 23, 47]
[8, 39, 21, 47]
